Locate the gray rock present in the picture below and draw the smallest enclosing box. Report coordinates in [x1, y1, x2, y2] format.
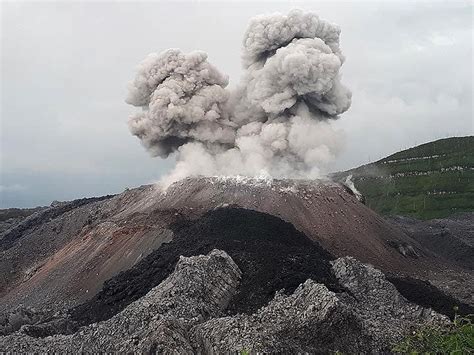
[191, 280, 368, 353]
[0, 307, 56, 336]
[0, 249, 241, 353]
[331, 256, 447, 349]
[0, 252, 449, 354]
[191, 256, 448, 353]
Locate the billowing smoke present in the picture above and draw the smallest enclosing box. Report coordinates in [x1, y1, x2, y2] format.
[126, 9, 352, 187]
[125, 49, 234, 157]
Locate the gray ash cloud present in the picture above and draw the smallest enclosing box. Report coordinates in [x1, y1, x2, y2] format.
[126, 9, 352, 186]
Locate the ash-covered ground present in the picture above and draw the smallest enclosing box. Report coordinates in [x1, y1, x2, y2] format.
[64, 207, 341, 331]
[388, 213, 474, 270]
[0, 177, 473, 351]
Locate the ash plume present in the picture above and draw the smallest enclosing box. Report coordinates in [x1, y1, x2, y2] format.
[126, 9, 352, 186]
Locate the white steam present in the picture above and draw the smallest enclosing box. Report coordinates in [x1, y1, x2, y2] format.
[126, 9, 352, 187]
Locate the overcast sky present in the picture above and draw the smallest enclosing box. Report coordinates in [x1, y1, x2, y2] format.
[1, 0, 472, 208]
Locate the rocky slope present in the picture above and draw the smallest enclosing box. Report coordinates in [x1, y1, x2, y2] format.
[0, 207, 46, 235]
[0, 250, 449, 353]
[65, 207, 341, 329]
[1, 177, 472, 314]
[0, 176, 473, 352]
[192, 254, 448, 353]
[0, 250, 241, 353]
[388, 213, 474, 270]
[0, 191, 175, 311]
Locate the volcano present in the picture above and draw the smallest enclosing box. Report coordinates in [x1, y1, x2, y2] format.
[1, 177, 473, 352]
[1, 177, 472, 314]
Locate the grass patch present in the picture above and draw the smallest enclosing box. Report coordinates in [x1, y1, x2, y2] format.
[334, 136, 474, 220]
[393, 313, 473, 354]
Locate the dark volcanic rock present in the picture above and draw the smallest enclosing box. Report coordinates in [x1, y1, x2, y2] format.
[388, 276, 474, 319]
[191, 256, 447, 354]
[192, 280, 366, 353]
[387, 213, 474, 306]
[0, 251, 448, 354]
[0, 250, 241, 353]
[67, 207, 340, 330]
[10, 207, 470, 339]
[387, 213, 474, 270]
[0, 195, 114, 250]
[0, 187, 173, 312]
[161, 177, 427, 272]
[0, 207, 47, 235]
[3, 177, 471, 314]
[0, 307, 54, 336]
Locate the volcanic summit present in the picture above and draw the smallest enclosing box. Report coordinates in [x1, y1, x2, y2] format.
[1, 7, 473, 353]
[1, 177, 473, 353]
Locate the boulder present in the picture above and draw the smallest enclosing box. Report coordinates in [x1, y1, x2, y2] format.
[0, 249, 241, 353]
[190, 256, 448, 353]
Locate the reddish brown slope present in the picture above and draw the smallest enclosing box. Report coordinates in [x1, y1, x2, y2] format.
[1, 177, 471, 312]
[156, 177, 429, 273]
[0, 188, 175, 311]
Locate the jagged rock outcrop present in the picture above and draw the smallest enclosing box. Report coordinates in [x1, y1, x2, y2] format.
[0, 249, 241, 353]
[192, 280, 366, 353]
[191, 256, 448, 353]
[330, 257, 447, 348]
[0, 251, 452, 353]
[0, 207, 47, 235]
[0, 307, 56, 336]
[64, 207, 340, 330]
[2, 178, 472, 314]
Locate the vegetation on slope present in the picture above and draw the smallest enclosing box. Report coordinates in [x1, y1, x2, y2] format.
[393, 313, 473, 354]
[335, 136, 474, 220]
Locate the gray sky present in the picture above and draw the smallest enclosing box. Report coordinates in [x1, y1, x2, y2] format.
[1, 0, 473, 208]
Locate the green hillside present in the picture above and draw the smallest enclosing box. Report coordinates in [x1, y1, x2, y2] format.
[334, 136, 474, 220]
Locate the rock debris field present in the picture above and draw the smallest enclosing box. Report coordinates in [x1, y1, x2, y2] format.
[1, 178, 473, 352]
